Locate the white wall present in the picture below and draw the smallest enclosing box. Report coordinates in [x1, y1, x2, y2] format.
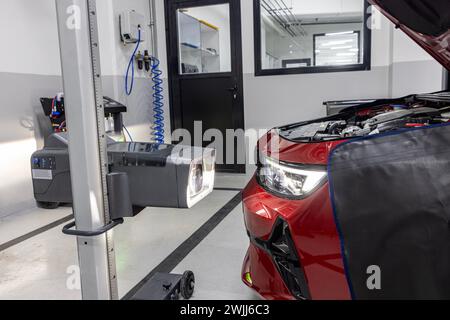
[0, 0, 153, 77]
[104, 0, 153, 76]
[389, 28, 443, 97]
[0, 0, 61, 75]
[289, 0, 363, 16]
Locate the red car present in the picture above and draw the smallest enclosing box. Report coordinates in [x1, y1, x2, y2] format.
[242, 0, 450, 300]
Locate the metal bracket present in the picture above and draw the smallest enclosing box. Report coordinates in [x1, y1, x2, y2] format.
[62, 219, 124, 237]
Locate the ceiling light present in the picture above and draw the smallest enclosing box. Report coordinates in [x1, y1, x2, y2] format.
[331, 46, 353, 50]
[325, 31, 355, 36]
[321, 40, 353, 47]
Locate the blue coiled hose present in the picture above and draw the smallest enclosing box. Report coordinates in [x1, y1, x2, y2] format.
[151, 57, 165, 145]
[125, 29, 142, 96]
[124, 28, 164, 144]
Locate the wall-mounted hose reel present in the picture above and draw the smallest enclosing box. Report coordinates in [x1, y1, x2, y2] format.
[120, 10, 165, 145]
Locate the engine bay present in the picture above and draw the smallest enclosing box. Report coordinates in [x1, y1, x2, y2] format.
[281, 99, 450, 142]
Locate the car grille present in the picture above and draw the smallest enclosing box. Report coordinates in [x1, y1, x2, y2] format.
[250, 218, 311, 300]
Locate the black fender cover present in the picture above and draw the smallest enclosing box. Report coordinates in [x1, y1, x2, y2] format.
[328, 124, 450, 299]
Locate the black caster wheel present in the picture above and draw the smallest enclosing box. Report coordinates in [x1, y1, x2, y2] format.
[36, 201, 60, 210]
[180, 271, 195, 300]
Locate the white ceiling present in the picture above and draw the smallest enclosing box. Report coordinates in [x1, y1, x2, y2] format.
[287, 0, 363, 16]
[262, 0, 364, 26]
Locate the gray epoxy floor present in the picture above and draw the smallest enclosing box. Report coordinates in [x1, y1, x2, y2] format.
[0, 173, 258, 300]
[173, 206, 260, 300]
[0, 206, 72, 245]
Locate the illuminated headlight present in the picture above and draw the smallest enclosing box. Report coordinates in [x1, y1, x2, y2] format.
[257, 155, 327, 198]
[186, 152, 216, 208]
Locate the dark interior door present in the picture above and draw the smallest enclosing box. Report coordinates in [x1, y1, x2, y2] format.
[166, 0, 245, 173]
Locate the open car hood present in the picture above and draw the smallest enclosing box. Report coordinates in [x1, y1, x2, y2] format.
[369, 0, 450, 71]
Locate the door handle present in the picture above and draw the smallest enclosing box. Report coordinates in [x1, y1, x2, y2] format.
[227, 85, 238, 92]
[227, 85, 238, 100]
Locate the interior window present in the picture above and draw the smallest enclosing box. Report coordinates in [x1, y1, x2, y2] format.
[255, 0, 371, 75]
[177, 4, 231, 75]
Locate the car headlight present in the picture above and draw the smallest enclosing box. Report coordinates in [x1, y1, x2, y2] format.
[257, 155, 327, 199]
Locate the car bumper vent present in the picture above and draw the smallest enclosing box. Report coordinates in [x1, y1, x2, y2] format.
[251, 218, 311, 300]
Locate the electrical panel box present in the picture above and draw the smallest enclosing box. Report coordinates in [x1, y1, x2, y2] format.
[120, 10, 146, 44]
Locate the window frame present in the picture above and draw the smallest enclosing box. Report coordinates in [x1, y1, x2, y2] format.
[254, 0, 372, 76]
[282, 58, 312, 68]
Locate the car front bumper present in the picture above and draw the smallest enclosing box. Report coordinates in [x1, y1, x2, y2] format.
[242, 174, 351, 300]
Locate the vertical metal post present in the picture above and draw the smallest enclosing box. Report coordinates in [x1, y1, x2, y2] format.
[55, 0, 118, 300]
[149, 0, 159, 58]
